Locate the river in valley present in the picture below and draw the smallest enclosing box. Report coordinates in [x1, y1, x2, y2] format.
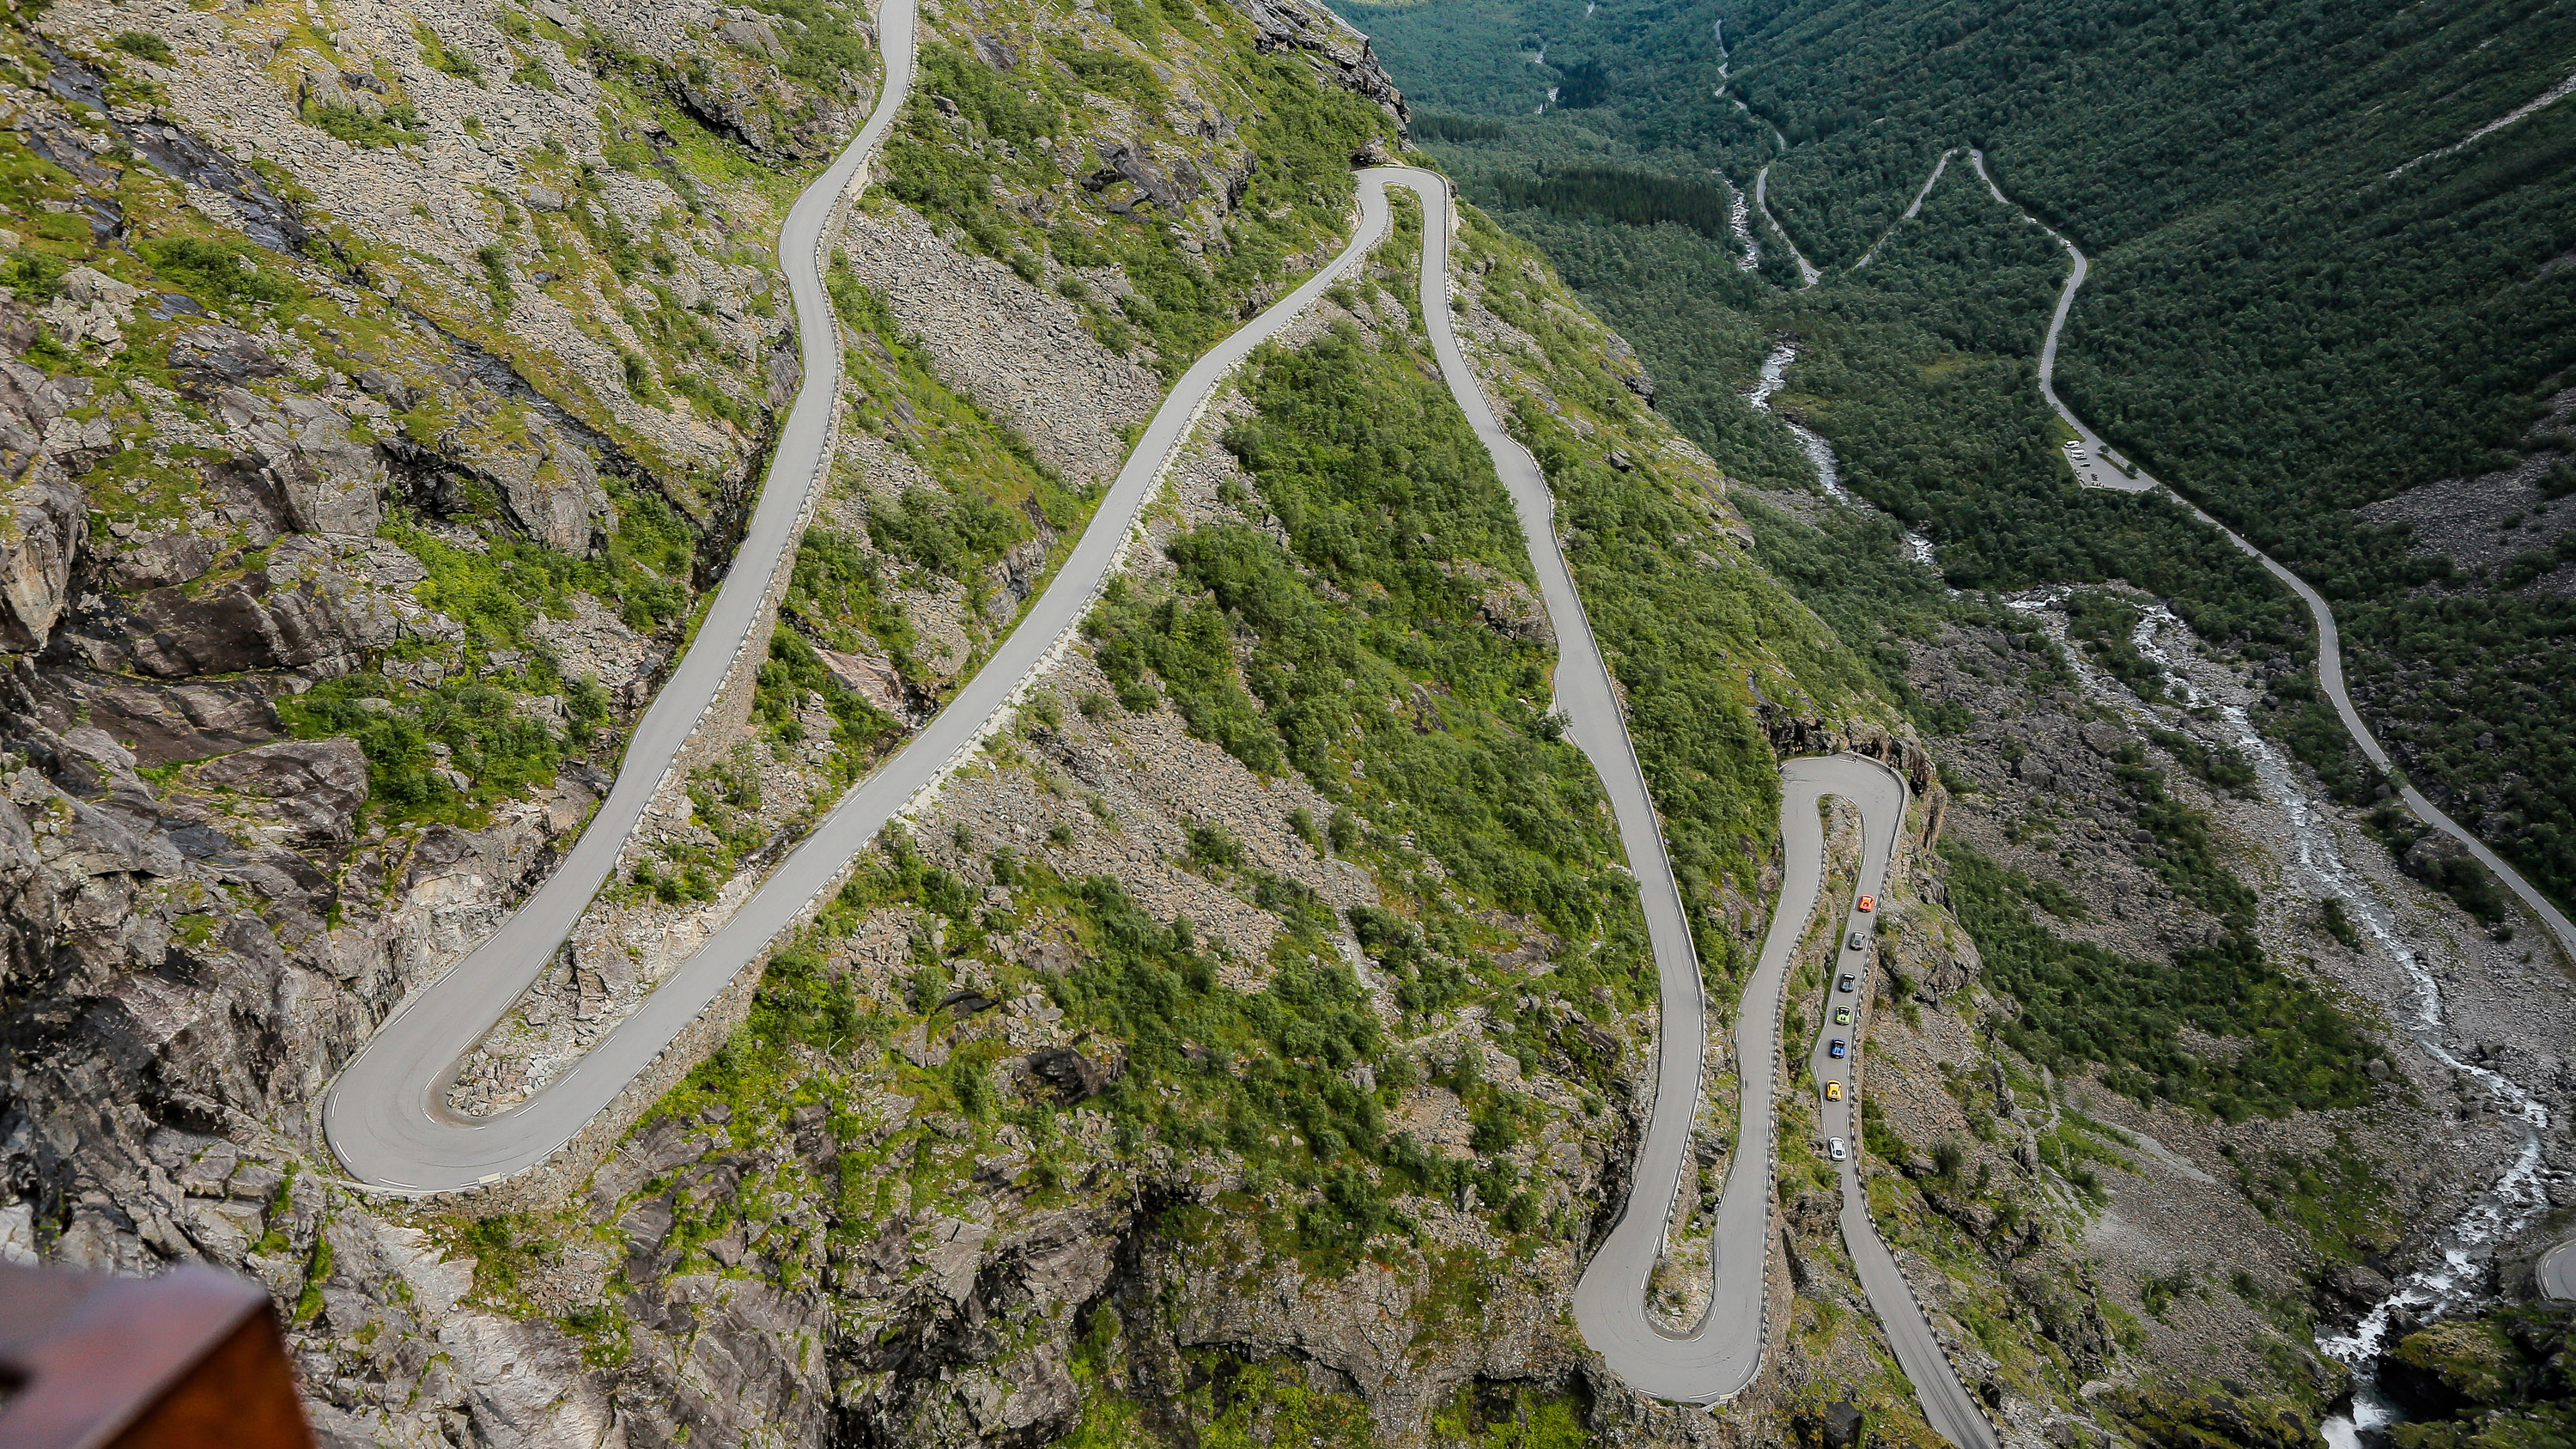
[1749, 332, 2555, 1440]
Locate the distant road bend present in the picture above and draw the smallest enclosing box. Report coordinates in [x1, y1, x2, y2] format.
[324, 0, 1394, 1193]
[1969, 149, 2576, 972]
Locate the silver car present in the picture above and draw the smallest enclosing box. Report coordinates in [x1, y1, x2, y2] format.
[1828, 1136, 1847, 1162]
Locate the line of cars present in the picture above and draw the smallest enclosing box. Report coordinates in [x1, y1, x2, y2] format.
[1822, 895, 1874, 1165]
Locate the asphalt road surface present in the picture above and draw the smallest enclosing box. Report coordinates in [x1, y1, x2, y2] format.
[1376, 160, 1743, 1403]
[1569, 748, 1993, 1441]
[1795, 761, 1999, 1449]
[1382, 167, 1990, 1430]
[1753, 164, 1821, 287]
[1973, 151, 2576, 972]
[1854, 149, 1956, 270]
[323, 10, 1394, 1192]
[2542, 1239, 2576, 1300]
[323, 0, 924, 1191]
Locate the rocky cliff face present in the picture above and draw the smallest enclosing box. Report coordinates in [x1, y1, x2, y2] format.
[0, 0, 2444, 1442]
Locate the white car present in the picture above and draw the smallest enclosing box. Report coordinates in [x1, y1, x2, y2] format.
[1828, 1137, 1848, 1162]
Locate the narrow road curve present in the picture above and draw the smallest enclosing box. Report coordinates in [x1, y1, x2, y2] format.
[322, 2, 1393, 1190]
[1382, 162, 1742, 1401]
[1796, 762, 1999, 1449]
[1753, 164, 1821, 287]
[2543, 1239, 2576, 1300]
[1971, 149, 2576, 970]
[1388, 168, 1990, 1426]
[325, 0, 923, 1192]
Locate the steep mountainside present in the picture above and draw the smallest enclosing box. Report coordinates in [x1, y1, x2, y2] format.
[1352, 0, 2576, 923]
[1334, 0, 2576, 1440]
[0, 0, 2104, 1443]
[6, 0, 2561, 1441]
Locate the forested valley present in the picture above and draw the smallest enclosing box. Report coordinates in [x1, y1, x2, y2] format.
[1338, 0, 2576, 921]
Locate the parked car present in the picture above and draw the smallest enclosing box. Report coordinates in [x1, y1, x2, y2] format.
[1828, 1038, 1847, 1059]
[1856, 895, 1874, 912]
[1825, 1081, 1844, 1101]
[1833, 1007, 1852, 1026]
[1828, 1137, 1847, 1162]
[1837, 973, 1856, 993]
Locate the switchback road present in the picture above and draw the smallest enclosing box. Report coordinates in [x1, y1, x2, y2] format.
[325, 0, 927, 1193]
[1795, 761, 1996, 1449]
[323, 91, 2001, 1430]
[1388, 168, 1988, 1428]
[324, 0, 1396, 1192]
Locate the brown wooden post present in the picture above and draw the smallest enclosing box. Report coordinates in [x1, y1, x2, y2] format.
[0, 1260, 315, 1449]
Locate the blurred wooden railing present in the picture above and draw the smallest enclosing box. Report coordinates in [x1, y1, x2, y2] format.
[0, 1260, 313, 1449]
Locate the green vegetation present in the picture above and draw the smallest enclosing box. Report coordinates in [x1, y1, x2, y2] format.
[631, 747, 776, 903]
[413, 23, 483, 83]
[304, 102, 428, 149]
[2379, 1302, 2576, 1449]
[277, 667, 607, 829]
[1427, 1383, 1593, 1447]
[1093, 324, 1637, 948]
[826, 265, 1089, 612]
[1491, 164, 1738, 243]
[1347, 0, 2576, 918]
[734, 0, 878, 93]
[2224, 1129, 2398, 1266]
[448, 1215, 550, 1303]
[262, 482, 685, 826]
[110, 31, 173, 64]
[140, 237, 295, 309]
[881, 31, 1396, 376]
[1941, 840, 2372, 1119]
[750, 628, 901, 782]
[1411, 113, 1510, 143]
[781, 525, 917, 674]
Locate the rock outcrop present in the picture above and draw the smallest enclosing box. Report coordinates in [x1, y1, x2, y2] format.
[0, 342, 92, 651]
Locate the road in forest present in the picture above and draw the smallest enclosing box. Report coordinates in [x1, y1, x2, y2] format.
[323, 0, 1399, 1191]
[1753, 164, 1821, 286]
[1970, 149, 2576, 971]
[1853, 149, 1956, 269]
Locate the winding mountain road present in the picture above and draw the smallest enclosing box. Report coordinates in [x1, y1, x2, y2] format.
[1970, 149, 2576, 971]
[312, 46, 2002, 1418]
[1978, 143, 2576, 1313]
[323, 0, 1396, 1192]
[1389, 169, 1988, 1427]
[1565, 746, 1988, 1440]
[1385, 163, 1735, 1395]
[1796, 763, 1997, 1449]
[325, 0, 926, 1192]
